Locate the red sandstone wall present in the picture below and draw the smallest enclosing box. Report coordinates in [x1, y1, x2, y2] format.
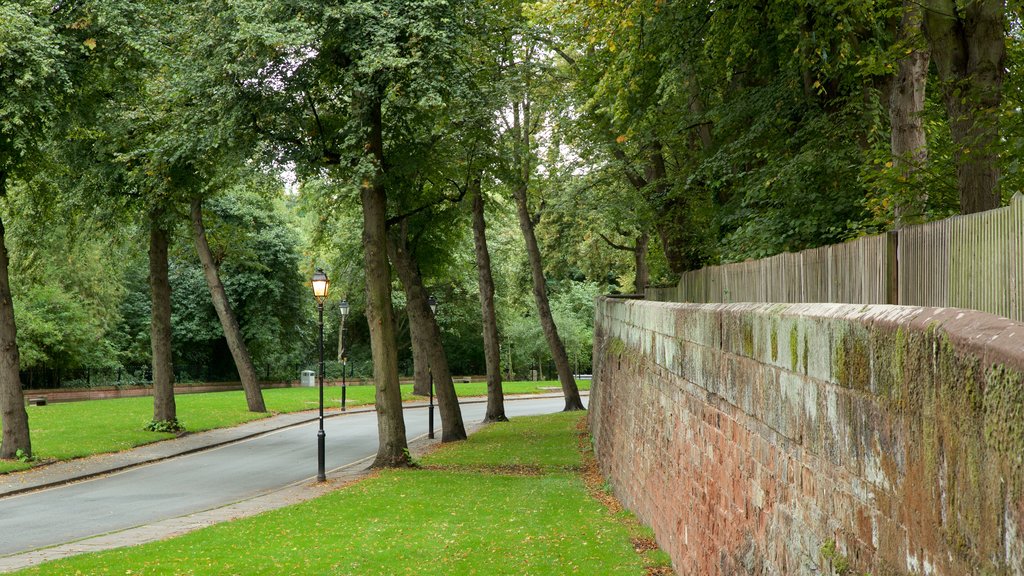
[590, 299, 1024, 575]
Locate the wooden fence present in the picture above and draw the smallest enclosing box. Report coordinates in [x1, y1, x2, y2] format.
[647, 193, 1024, 322]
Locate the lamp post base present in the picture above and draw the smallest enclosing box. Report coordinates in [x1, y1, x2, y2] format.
[428, 371, 435, 440]
[317, 428, 326, 482]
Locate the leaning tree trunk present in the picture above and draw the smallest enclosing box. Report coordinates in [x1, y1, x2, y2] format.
[925, 0, 1005, 214]
[511, 184, 585, 412]
[890, 1, 931, 228]
[388, 222, 467, 442]
[362, 95, 411, 468]
[149, 212, 177, 424]
[0, 211, 30, 459]
[190, 199, 266, 412]
[471, 180, 507, 423]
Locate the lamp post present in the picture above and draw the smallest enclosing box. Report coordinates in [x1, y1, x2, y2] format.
[311, 268, 330, 482]
[427, 295, 437, 440]
[339, 299, 349, 412]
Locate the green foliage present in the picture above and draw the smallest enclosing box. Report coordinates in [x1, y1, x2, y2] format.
[13, 284, 119, 370]
[820, 539, 853, 576]
[157, 185, 305, 375]
[539, 0, 1023, 267]
[143, 418, 185, 434]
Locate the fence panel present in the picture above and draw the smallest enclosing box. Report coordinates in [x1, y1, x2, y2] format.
[647, 194, 1023, 322]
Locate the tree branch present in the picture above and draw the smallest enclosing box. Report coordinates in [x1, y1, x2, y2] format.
[610, 147, 648, 190]
[598, 232, 636, 253]
[385, 182, 469, 228]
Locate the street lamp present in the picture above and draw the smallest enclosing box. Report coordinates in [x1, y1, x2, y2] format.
[311, 268, 329, 482]
[427, 295, 437, 439]
[339, 299, 349, 412]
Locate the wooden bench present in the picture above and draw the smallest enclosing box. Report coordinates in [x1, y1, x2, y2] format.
[27, 397, 47, 406]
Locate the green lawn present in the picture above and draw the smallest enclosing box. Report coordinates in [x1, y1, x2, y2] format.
[0, 380, 590, 474]
[14, 412, 667, 576]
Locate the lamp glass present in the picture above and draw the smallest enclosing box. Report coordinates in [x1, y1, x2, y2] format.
[311, 269, 330, 302]
[428, 295, 437, 315]
[339, 299, 349, 318]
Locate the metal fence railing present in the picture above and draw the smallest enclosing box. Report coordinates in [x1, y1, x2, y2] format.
[647, 193, 1023, 323]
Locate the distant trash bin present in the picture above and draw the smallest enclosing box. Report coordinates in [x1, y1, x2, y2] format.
[300, 370, 316, 387]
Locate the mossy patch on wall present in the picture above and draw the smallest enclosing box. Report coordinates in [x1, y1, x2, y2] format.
[742, 318, 755, 357]
[790, 325, 799, 372]
[770, 322, 779, 363]
[983, 364, 1024, 491]
[833, 323, 870, 391]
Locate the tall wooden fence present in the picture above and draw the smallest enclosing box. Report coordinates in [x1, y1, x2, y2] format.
[647, 193, 1024, 322]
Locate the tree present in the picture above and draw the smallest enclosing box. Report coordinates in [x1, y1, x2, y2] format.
[0, 0, 112, 457]
[191, 198, 266, 412]
[470, 180, 508, 422]
[925, 0, 1007, 214]
[497, 27, 585, 411]
[388, 219, 467, 442]
[889, 1, 932, 227]
[148, 207, 177, 425]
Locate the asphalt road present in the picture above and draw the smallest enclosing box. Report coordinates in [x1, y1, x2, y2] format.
[0, 396, 580, 557]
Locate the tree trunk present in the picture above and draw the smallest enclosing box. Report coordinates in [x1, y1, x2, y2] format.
[361, 95, 411, 468]
[409, 312, 431, 396]
[511, 184, 585, 412]
[924, 0, 1005, 214]
[613, 142, 701, 274]
[149, 212, 176, 424]
[644, 145, 699, 273]
[0, 210, 30, 460]
[470, 180, 507, 423]
[190, 198, 266, 413]
[635, 232, 649, 294]
[890, 1, 931, 228]
[388, 222, 467, 442]
[509, 93, 584, 412]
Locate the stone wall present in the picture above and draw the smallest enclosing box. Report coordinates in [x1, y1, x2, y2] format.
[590, 298, 1024, 575]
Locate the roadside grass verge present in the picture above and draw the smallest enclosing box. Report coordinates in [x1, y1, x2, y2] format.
[15, 412, 669, 576]
[0, 380, 589, 474]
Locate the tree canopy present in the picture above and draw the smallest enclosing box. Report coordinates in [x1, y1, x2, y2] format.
[3, 0, 1024, 459]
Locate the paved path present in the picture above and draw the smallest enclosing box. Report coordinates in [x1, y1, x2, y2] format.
[0, 394, 585, 572]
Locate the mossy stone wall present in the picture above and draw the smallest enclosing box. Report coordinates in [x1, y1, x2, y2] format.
[590, 298, 1024, 575]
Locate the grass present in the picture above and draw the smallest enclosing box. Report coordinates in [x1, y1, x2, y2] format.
[0, 380, 590, 474]
[14, 412, 668, 576]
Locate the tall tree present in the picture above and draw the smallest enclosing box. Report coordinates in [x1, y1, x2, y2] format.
[388, 219, 467, 442]
[190, 198, 266, 412]
[148, 209, 177, 425]
[0, 0, 115, 457]
[506, 93, 585, 412]
[0, 208, 28, 458]
[360, 91, 409, 466]
[890, 1, 932, 227]
[925, 0, 1007, 214]
[470, 180, 508, 423]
